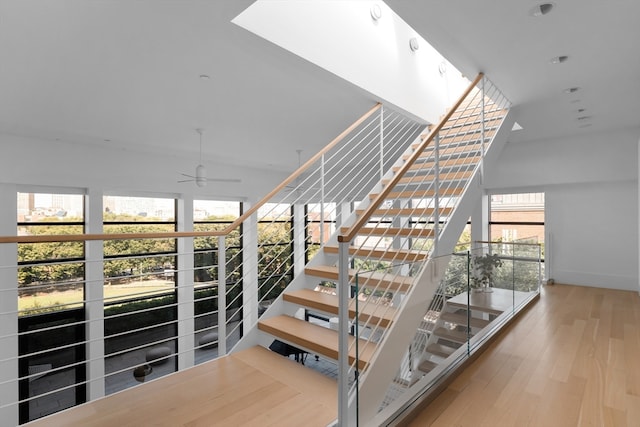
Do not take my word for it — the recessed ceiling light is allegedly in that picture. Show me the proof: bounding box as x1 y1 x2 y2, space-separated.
370 4 382 21
530 3 554 17
550 55 569 64
409 38 419 52
576 108 586 113
578 123 593 128
199 74 210 80
576 116 591 121
564 87 580 94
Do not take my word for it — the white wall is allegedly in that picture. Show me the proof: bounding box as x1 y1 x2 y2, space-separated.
0 133 286 202
486 127 639 291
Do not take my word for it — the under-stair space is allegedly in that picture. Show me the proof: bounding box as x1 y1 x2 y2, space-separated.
418 293 499 373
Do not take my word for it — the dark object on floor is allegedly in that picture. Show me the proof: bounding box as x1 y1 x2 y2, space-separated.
269 339 308 364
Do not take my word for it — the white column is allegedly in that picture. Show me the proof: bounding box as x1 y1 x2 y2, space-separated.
0 184 18 425
84 187 105 401
336 202 352 228
176 196 195 370
242 202 259 330
293 204 306 276
471 192 489 250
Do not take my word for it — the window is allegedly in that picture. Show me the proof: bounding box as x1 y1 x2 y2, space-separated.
16 191 86 423
489 192 545 291
102 196 178 395
304 203 336 263
192 200 242 365
489 192 544 253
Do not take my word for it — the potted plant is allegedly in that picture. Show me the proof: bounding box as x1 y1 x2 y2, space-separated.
470 253 503 293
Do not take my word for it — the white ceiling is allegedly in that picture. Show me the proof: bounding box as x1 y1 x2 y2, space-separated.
1 0 639 174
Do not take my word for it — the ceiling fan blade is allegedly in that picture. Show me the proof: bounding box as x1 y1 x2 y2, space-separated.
177 179 195 183
207 178 241 183
180 173 196 179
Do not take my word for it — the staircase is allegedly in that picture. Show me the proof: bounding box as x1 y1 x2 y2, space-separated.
233 74 513 425
418 296 496 373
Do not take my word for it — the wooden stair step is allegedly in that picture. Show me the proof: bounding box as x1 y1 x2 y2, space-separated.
448 299 503 315
258 315 375 370
433 327 468 344
394 155 481 173
426 343 457 358
385 170 473 186
323 245 428 262
418 359 438 373
339 226 434 239
440 311 491 329
445 108 506 122
356 207 453 218
441 116 504 132
370 187 464 200
304 265 413 293
283 288 396 328
409 133 493 154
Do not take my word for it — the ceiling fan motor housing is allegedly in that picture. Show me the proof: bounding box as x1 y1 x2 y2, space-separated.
196 164 207 187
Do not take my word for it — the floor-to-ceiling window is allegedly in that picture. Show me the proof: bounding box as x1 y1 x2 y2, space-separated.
102 195 178 394
16 191 86 423
192 200 242 364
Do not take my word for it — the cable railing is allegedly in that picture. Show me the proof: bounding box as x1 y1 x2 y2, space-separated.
0 73 515 425
0 102 426 423
332 74 514 424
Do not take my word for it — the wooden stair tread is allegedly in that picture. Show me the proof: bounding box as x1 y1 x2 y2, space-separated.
258 315 375 370
323 244 428 262
440 311 490 329
447 299 503 315
426 343 457 358
356 207 453 218
370 187 464 200
394 156 481 172
433 327 468 344
384 170 473 186
418 359 438 373
304 265 413 293
283 288 396 328
445 108 506 122
339 226 435 239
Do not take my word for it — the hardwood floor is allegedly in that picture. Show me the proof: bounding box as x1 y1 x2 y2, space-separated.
404 284 640 427
25 346 337 427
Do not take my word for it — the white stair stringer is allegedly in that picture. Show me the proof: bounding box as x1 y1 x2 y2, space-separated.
351 109 515 425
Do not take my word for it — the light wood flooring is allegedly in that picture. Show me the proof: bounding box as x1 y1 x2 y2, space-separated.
405 283 640 427
25 346 337 427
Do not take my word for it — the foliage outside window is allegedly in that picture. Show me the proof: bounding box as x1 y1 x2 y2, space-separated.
102 195 178 395
17 192 85 315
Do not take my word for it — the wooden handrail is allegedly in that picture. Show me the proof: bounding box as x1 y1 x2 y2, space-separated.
474 240 542 247
0 103 382 245
337 73 484 243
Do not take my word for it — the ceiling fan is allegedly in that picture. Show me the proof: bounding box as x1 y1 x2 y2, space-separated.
178 128 241 187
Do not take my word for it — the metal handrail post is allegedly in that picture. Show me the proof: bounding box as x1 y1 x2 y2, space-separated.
217 236 227 355
338 240 350 426
379 106 385 181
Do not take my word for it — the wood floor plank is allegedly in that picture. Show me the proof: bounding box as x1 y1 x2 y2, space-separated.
25 346 337 427
405 284 640 427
